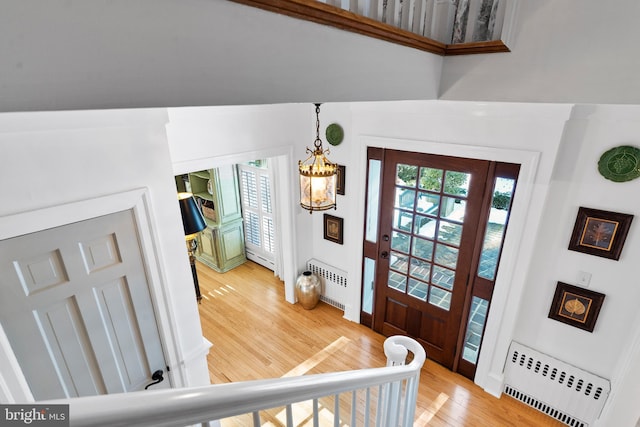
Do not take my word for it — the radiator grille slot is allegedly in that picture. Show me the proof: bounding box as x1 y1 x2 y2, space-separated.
306 258 348 312
504 342 610 427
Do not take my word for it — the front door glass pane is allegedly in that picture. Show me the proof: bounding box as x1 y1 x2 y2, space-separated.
412 237 434 261
429 287 451 310
396 188 416 210
435 244 459 269
462 297 489 364
388 271 407 292
443 171 470 197
362 257 375 315
408 278 428 301
410 257 431 281
418 167 443 192
413 214 436 239
432 265 455 291
417 192 440 215
365 159 382 243
391 231 410 253
437 220 462 246
478 177 516 280
394 209 413 233
440 197 466 222
397 164 418 187
389 251 409 275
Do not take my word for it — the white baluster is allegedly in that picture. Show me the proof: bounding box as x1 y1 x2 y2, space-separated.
286 404 293 427
313 398 319 427
351 390 357 426
411 0 426 35
400 0 411 30
432 0 456 43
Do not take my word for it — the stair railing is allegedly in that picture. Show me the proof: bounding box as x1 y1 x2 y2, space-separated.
228 0 517 55
47 335 425 427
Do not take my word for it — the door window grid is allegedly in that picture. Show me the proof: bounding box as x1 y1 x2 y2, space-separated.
388 164 471 310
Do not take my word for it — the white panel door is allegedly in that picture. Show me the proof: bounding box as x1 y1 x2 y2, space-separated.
0 210 169 400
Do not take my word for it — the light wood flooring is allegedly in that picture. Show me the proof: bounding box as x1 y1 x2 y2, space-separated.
196 261 563 426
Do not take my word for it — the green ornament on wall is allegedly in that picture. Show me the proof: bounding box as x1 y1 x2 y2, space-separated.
597 145 640 182
325 123 344 146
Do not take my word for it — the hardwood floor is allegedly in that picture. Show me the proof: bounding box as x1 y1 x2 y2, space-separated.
196 261 563 426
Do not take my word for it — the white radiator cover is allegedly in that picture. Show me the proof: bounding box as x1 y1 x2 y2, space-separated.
306 258 348 312
504 341 610 427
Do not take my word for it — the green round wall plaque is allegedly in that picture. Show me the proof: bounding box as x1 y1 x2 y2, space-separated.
598 145 640 182
325 123 344 146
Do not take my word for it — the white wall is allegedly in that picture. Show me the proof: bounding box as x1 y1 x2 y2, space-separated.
166 100 640 425
2 100 637 424
166 104 319 303
0 109 211 395
0 0 442 113
440 0 640 104
514 104 640 427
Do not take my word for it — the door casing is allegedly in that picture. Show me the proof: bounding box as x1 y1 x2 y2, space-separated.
353 136 541 395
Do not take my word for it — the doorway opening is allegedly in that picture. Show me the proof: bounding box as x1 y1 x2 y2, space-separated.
360 147 519 379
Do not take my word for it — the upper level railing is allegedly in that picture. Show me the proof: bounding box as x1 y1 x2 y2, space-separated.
228 0 517 55
48 336 426 427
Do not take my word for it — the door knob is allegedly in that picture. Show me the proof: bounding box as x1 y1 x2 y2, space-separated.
144 369 165 390
381 251 389 259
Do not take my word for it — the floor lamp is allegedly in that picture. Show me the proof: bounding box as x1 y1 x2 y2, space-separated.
178 193 207 303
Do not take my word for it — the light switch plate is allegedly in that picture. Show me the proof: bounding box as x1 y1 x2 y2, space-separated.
578 271 592 287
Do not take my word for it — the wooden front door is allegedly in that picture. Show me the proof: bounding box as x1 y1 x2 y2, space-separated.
373 149 490 369
0 210 169 400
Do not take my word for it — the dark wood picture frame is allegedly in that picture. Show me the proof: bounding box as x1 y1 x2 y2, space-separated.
568 207 633 260
323 214 344 244
548 282 605 332
336 165 346 196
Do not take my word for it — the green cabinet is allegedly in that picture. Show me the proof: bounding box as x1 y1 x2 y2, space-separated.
177 165 246 273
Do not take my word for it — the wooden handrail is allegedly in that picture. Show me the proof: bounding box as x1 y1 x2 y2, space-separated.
228 0 509 56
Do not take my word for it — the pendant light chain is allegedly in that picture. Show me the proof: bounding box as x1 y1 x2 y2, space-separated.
314 103 322 149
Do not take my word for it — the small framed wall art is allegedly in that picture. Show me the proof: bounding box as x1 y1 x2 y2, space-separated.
336 165 346 196
548 282 605 332
567 207 633 260
323 214 344 244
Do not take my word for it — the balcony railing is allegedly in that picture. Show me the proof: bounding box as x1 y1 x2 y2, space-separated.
47 336 426 427
228 0 517 55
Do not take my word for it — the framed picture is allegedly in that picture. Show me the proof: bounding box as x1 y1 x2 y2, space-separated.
323 214 344 244
548 282 605 332
568 207 633 260
336 165 346 196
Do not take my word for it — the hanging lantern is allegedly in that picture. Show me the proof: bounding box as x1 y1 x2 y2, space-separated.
298 103 337 213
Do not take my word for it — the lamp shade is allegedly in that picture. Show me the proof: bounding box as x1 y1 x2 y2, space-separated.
178 192 207 236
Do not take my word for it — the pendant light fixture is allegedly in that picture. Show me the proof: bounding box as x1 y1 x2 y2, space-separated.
298 103 338 213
